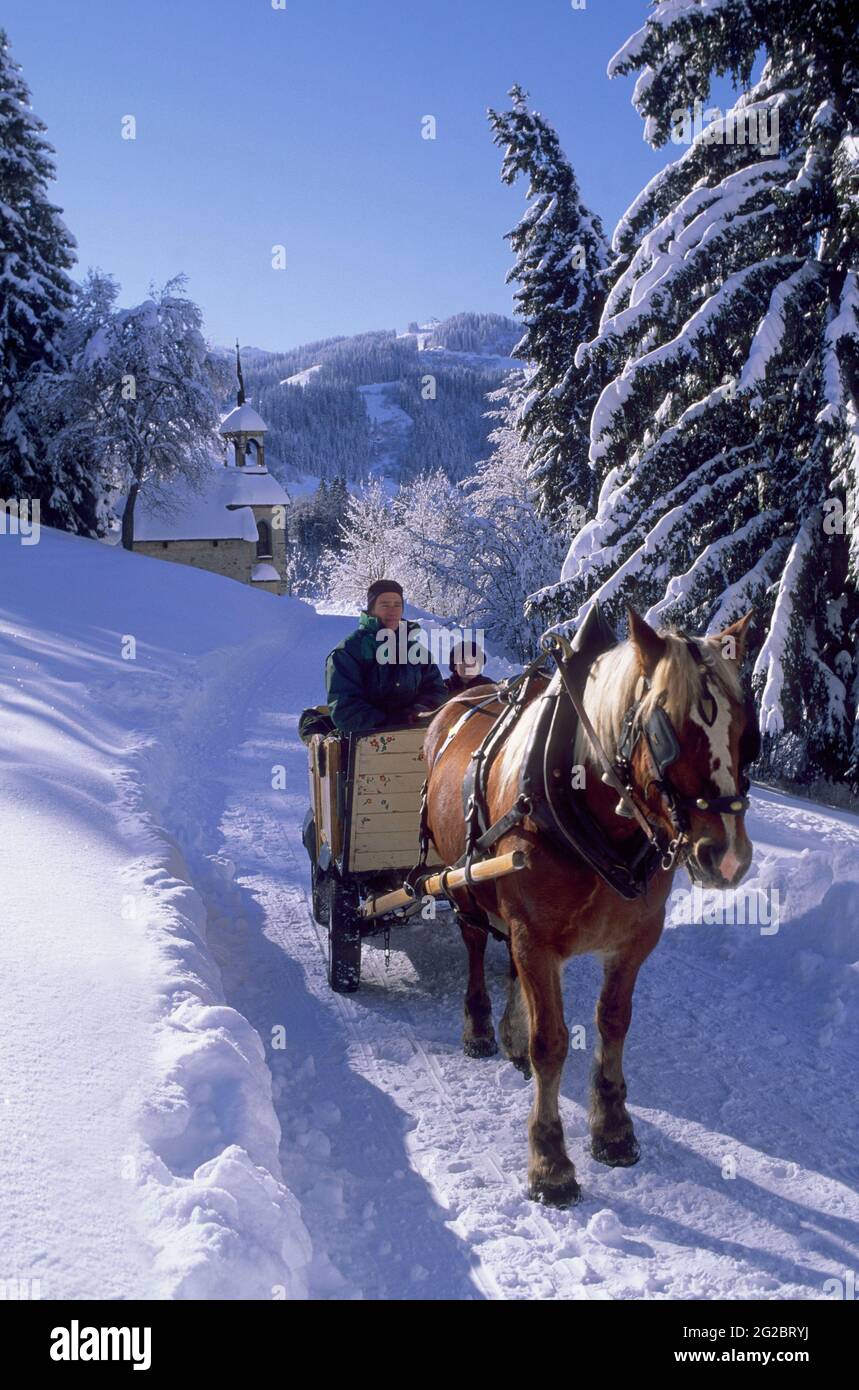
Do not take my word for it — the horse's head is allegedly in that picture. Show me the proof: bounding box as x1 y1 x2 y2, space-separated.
619 609 759 889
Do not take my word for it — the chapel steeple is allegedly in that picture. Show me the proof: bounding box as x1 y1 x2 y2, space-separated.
235 339 246 406
219 339 268 469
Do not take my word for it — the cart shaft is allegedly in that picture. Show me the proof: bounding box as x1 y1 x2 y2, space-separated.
358 849 526 920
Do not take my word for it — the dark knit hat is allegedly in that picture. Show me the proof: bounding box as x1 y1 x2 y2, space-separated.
366 578 404 611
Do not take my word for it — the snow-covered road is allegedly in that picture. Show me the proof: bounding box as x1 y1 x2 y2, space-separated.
2 529 857 1300
179 628 859 1301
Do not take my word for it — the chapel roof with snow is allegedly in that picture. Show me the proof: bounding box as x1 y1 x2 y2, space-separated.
219 402 268 435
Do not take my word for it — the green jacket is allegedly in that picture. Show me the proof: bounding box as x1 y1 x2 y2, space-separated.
325 613 448 733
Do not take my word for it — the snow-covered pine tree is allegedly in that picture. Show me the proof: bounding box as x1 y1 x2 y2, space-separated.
20 270 120 536
326 475 350 542
532 0 859 791
487 85 609 520
0 27 78 519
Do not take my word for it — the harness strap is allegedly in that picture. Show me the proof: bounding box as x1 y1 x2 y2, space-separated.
448 794 532 873
430 691 505 770
542 633 667 857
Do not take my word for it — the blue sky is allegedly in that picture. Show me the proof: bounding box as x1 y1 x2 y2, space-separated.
7 0 685 350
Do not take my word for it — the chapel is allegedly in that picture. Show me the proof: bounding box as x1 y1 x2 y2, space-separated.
132 346 290 594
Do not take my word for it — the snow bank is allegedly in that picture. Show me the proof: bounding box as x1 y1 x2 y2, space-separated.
0 528 314 1298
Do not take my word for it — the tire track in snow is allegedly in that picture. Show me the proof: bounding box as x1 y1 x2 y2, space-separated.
303 910 572 1299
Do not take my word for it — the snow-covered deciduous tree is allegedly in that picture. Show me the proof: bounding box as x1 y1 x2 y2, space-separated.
0 27 77 515
323 380 564 661
322 480 397 609
454 375 567 661
323 472 468 618
532 0 859 790
44 275 224 548
488 85 609 521
389 470 469 620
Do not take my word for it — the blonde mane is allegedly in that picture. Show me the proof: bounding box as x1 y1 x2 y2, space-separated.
573 629 743 769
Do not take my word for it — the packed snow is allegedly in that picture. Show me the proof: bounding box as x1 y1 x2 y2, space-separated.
1 528 858 1300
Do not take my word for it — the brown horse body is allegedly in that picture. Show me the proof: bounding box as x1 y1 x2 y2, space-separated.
423 610 756 1206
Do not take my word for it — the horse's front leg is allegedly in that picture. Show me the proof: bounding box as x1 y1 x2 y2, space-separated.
458 917 498 1058
515 937 580 1206
589 934 658 1166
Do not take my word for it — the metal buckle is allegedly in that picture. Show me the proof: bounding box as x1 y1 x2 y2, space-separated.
661 836 685 871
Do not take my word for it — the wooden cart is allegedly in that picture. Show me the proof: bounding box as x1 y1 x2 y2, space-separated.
303 725 443 992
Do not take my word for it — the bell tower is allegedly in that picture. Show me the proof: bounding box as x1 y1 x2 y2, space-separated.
219 342 268 469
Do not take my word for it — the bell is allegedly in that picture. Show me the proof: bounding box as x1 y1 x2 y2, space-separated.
614 798 635 819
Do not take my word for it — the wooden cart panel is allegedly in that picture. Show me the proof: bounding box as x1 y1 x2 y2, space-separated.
347 726 442 874
308 733 344 864
309 726 443 877
355 770 426 794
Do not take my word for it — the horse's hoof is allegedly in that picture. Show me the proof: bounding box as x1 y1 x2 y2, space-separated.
528 1173 582 1208
510 1056 532 1079
590 1133 641 1167
463 1035 498 1058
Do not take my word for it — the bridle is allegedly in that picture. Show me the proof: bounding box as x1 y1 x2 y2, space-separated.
613 639 753 872
544 632 755 876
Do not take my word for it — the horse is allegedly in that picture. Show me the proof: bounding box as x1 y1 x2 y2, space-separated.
423 608 758 1206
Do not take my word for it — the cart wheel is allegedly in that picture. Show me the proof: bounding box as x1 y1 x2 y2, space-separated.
311 863 330 926
328 879 362 994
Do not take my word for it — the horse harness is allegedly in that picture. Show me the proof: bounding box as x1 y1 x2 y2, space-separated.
417 606 757 915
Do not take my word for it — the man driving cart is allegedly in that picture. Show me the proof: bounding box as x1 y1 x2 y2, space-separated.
325 579 447 733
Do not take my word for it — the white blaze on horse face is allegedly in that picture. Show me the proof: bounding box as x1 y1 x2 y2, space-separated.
689 684 743 880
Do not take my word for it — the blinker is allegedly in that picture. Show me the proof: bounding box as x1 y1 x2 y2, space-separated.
644 705 681 779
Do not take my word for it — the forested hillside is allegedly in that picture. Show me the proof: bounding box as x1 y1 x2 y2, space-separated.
220 312 521 486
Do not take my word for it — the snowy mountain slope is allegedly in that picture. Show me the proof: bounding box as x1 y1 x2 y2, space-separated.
358 382 414 479
1 529 857 1300
397 317 522 371
280 364 323 389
